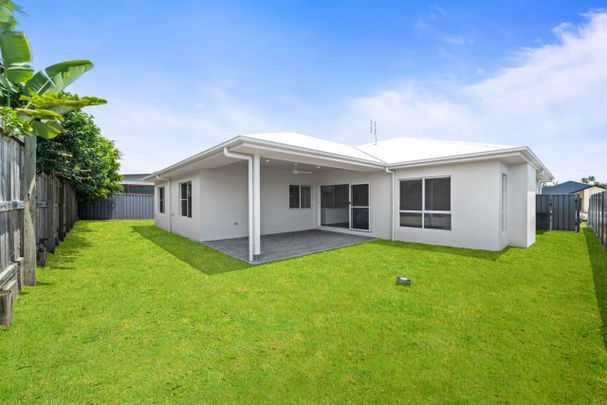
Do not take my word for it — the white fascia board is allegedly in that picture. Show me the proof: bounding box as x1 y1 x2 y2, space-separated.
145 136 386 180
143 136 245 180
387 146 554 181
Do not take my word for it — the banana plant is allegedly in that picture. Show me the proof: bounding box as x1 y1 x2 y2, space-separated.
0 0 106 138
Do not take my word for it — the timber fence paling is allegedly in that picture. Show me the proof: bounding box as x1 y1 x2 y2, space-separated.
589 191 607 251
0 133 78 325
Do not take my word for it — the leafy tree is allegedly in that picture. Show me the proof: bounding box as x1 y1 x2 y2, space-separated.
581 176 607 188
0 0 105 138
37 110 122 203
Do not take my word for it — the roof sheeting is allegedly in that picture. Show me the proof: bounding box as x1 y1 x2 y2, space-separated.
542 181 594 194
242 132 383 162
356 137 516 165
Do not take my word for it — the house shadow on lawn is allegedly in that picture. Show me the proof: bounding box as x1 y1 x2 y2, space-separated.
131 225 250 276
583 227 607 351
372 239 510 261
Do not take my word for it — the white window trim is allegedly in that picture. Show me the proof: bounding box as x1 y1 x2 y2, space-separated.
289 184 312 209
179 181 192 218
399 176 451 231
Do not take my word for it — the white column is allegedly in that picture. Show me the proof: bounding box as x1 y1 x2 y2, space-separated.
253 154 261 257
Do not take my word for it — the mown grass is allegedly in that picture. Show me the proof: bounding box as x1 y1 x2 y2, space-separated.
1 220 606 403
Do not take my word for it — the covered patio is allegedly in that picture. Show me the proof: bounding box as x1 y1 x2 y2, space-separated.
203 229 374 264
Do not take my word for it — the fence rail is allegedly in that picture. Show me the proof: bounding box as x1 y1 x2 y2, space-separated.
588 191 607 251
1 134 76 325
79 193 153 220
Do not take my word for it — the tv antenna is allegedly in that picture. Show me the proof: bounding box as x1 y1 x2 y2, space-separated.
370 120 377 144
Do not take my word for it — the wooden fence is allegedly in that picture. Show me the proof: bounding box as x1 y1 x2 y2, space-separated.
0 134 77 325
588 191 607 251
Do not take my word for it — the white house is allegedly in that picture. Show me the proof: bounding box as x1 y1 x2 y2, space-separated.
144 132 554 262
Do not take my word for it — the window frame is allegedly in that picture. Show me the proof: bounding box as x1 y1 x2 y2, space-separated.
179 181 192 218
399 176 451 230
289 184 312 209
158 186 165 214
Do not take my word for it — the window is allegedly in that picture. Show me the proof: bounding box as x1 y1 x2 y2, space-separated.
300 186 311 209
501 173 508 232
289 185 300 208
180 181 192 218
158 186 165 213
289 185 311 209
400 177 451 230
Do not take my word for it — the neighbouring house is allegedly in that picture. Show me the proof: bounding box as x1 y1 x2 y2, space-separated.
541 180 605 219
144 132 553 262
121 173 154 194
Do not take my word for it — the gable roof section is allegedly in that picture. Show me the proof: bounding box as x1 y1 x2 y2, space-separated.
542 180 597 194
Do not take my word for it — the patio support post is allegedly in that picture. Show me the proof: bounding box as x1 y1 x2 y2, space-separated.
253 154 261 258
386 167 395 240
223 147 255 262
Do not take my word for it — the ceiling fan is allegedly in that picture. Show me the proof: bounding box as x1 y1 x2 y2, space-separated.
292 163 313 175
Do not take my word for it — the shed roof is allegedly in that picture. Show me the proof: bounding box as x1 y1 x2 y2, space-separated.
542 180 601 194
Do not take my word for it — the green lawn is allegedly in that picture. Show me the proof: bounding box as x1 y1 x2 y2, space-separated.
1 220 606 403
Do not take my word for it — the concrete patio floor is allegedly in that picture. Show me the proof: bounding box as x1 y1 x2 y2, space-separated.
203 229 375 264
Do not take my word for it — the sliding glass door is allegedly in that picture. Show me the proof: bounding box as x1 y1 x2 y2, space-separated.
320 184 349 228
350 183 369 230
320 183 370 231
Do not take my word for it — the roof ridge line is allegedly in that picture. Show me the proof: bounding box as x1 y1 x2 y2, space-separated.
353 146 388 165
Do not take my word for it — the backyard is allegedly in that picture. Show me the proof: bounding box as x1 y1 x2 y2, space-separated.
1 220 606 403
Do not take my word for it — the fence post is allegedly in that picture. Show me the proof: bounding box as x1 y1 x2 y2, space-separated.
46 175 55 253
58 181 65 241
23 135 37 286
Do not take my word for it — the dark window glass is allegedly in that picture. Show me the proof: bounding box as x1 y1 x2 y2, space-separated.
425 178 450 211
301 186 311 209
289 185 300 208
400 180 422 211
400 212 423 228
180 182 192 217
158 187 165 213
351 207 369 230
351 184 369 206
424 213 451 230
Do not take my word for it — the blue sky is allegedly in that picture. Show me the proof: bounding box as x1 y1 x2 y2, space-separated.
19 0 607 181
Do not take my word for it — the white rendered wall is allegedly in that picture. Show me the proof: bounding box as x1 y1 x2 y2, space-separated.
260 168 318 235
152 171 201 242
394 161 502 251
197 163 319 241
507 163 536 248
199 164 249 241
154 180 170 231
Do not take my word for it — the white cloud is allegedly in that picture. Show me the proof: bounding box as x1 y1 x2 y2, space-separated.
91 88 278 173
337 11 607 182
